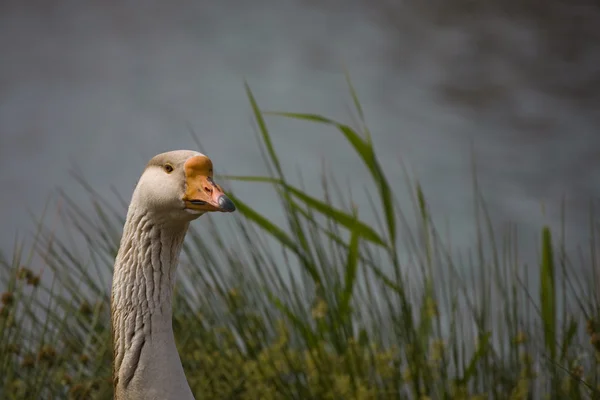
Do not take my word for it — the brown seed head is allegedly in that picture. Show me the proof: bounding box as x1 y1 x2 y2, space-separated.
1 292 14 306
590 332 600 352
21 353 35 369
61 373 72 386
79 301 92 316
7 343 20 355
69 384 88 398
26 275 40 287
587 319 595 335
38 345 57 364
17 267 33 281
572 365 584 379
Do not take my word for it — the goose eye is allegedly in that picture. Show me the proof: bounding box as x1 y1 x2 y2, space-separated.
164 164 174 173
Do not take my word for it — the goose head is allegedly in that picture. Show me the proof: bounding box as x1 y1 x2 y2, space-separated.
130 150 236 223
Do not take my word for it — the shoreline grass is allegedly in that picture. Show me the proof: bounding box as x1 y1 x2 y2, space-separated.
1 82 599 399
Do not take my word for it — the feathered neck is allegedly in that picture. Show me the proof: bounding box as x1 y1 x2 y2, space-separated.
111 206 195 400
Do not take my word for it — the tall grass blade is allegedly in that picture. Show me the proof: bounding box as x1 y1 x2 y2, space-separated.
337 225 361 323
264 111 396 247
540 226 557 362
222 175 386 246
244 81 283 177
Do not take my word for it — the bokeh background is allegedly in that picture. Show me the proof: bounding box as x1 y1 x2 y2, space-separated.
1 0 599 264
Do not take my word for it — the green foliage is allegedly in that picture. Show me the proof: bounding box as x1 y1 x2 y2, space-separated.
1 81 600 399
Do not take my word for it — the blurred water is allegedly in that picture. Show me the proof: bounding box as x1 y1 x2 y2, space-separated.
1 0 599 271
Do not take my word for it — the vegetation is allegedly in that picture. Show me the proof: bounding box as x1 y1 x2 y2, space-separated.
1 81 599 399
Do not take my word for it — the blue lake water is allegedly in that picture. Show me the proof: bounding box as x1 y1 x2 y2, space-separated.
1 0 599 278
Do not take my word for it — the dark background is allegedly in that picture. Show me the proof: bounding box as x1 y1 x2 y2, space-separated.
1 0 599 265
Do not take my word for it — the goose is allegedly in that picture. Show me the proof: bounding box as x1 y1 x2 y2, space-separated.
110 150 236 400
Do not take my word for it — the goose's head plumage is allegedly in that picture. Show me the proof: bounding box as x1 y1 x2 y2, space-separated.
130 150 235 223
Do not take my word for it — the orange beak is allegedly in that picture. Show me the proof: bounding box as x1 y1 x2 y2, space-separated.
182 155 236 213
